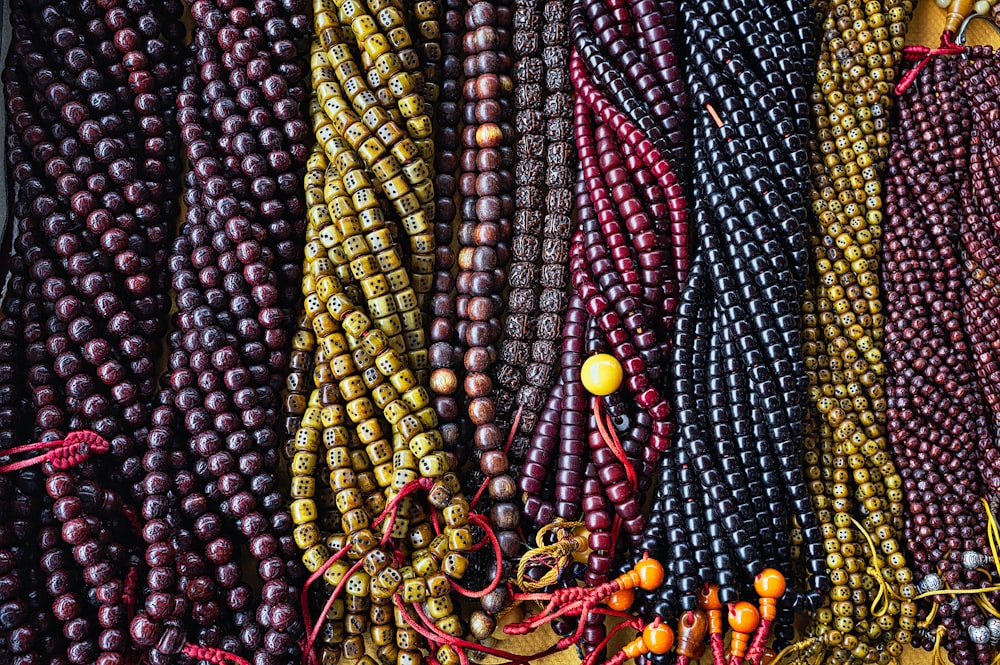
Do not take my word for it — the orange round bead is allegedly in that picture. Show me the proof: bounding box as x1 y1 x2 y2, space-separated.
753 568 786 599
634 558 664 590
727 601 760 634
606 588 635 611
642 621 675 655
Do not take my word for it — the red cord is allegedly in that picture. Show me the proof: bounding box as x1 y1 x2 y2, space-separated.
449 513 503 598
593 398 637 493
471 404 523 511
581 617 643 665
0 431 109 473
301 557 366 665
745 618 772 665
298 542 352 646
711 633 726 665
181 644 251 665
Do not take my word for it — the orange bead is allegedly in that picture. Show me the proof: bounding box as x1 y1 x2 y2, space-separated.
621 637 648 659
753 569 786 599
697 584 722 611
727 601 760 634
634 558 664 590
760 648 778 665
642 620 674 655
675 611 709 659
606 588 635 611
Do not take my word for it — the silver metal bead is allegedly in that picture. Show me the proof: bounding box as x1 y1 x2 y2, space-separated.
962 550 991 570
917 573 942 593
988 618 1000 645
970 625 991 645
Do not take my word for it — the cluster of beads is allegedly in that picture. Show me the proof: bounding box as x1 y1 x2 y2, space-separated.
639 0 824 647
285 0 496 663
801 0 918 661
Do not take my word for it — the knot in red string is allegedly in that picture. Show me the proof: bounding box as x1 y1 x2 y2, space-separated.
895 34 966 95
181 643 251 665
0 430 110 474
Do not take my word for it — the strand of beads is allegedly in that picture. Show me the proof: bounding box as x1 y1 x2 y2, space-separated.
884 49 998 665
427 0 465 461
961 47 1000 495
0 0 186 661
453 0 523 594
638 1 823 651
491 0 573 462
133 0 312 661
801 0 918 661
289 0 483 659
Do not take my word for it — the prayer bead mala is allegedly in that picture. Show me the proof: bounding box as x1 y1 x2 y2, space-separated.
509 0 687 650
451 0 523 583
639 0 823 650
883 49 998 665
0 0 185 661
131 0 312 662
960 44 1000 494
491 0 573 455
288 0 489 662
427 0 465 460
800 0 917 661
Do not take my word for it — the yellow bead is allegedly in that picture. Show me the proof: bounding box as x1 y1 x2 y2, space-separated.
580 353 624 396
291 499 318 524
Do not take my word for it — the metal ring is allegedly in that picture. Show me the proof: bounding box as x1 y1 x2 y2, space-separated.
957 12 1000 45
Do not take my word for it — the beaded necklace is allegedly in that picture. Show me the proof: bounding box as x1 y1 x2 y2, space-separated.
288 1 490 662
132 0 312 662
799 0 918 661
637 0 823 656
0 0 185 662
884 48 998 665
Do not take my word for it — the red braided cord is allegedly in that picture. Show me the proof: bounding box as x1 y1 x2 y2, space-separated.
711 633 726 665
0 430 109 473
298 542 352 649
181 643 251 665
745 618 772 665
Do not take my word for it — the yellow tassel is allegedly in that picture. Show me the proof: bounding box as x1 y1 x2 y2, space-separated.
930 626 947 665
514 521 587 592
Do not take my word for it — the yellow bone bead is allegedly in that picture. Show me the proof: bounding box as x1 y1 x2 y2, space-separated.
329 466 356 490
366 228 393 252
426 572 450 597
393 449 417 469
408 433 437 458
301 544 330 572
390 369 417 393
443 500 468 528
377 567 402 593
341 508 370 533
321 404 345 427
344 311 371 337
398 651 421 665
448 527 472 552
374 462 394 487
441 552 468 578
290 476 316 498
335 488 362 513
396 629 419 651
406 116 432 139
393 468 418 489
418 452 447 477
323 425 349 450
428 534 448 560
366 439 392 465
361 274 390 299
290 451 317 476
373 49 399 75
384 266 410 290
358 207 384 231
402 387 429 411
387 26 411 49
345 571 370 597
293 523 320 550
435 616 462 638
370 154 401 180
356 418 384 444
412 553 438 577
291 499 318 525
397 94 423 119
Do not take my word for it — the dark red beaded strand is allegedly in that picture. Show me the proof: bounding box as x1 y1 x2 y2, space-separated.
960 46 1000 496
427 0 465 461
129 1 311 662
885 50 997 665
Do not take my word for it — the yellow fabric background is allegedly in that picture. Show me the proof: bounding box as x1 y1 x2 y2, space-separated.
473 2 1000 664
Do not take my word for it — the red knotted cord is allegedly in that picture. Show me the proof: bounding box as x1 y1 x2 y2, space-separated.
0 430 109 473
181 644 251 665
298 542 353 649
894 31 965 95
